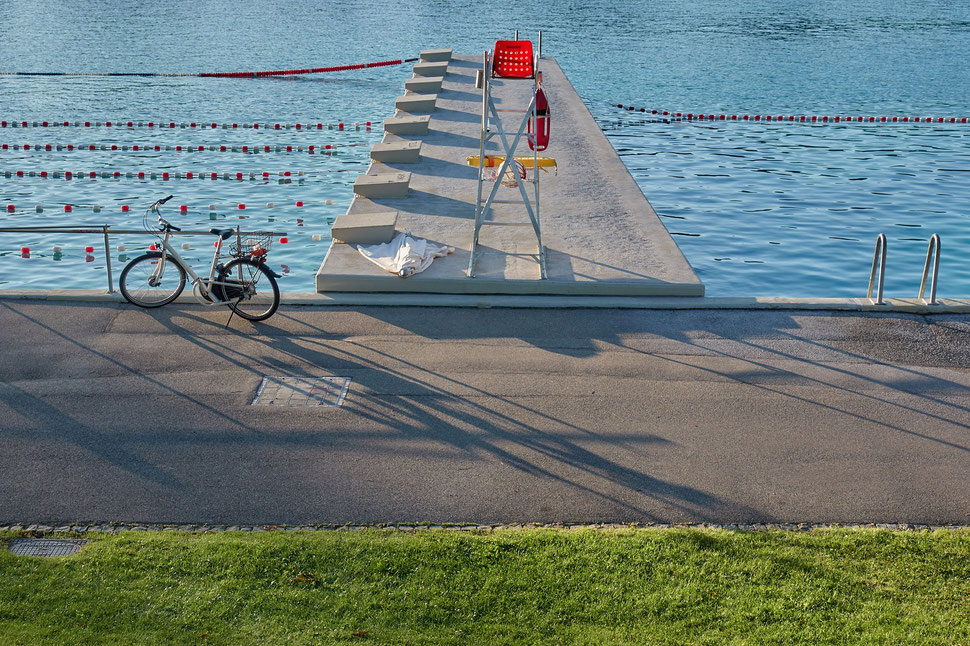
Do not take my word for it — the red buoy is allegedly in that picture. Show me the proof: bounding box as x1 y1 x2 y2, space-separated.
163 172 169 179
279 237 288 244
186 172 193 179
138 171 145 178
122 205 129 212
238 203 245 209
220 145 226 152
242 145 248 152
64 205 72 212
180 204 188 212
5 204 13 212
21 247 29 256
85 246 94 253
198 145 204 151
296 201 303 207
262 172 269 178
211 172 218 179
236 172 243 180
286 145 292 152
89 171 96 178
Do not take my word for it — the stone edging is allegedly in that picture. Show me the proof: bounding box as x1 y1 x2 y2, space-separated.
2 522 969 534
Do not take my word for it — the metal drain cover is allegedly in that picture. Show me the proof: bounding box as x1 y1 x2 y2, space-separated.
252 376 351 407
8 538 87 557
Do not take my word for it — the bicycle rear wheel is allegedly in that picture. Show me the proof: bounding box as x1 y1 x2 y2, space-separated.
215 257 280 321
119 252 186 307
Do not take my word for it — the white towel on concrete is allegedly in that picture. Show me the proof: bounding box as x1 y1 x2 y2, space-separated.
357 231 454 278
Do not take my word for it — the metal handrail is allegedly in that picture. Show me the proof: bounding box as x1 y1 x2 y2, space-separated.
0 225 286 294
867 233 887 305
918 233 941 305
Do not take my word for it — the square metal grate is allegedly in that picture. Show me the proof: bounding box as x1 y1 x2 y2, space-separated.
251 376 351 407
8 538 87 557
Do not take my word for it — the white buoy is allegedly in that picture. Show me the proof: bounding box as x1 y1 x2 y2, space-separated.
117 245 126 251
311 234 322 241
266 202 274 208
35 205 43 212
52 246 62 253
325 199 333 205
181 242 191 250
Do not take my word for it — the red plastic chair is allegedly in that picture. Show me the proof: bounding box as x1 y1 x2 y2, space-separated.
492 40 534 79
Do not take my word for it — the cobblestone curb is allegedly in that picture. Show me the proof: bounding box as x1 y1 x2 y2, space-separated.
2 522 969 534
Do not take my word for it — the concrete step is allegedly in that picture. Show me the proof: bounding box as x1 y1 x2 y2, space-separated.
395 93 438 113
413 61 448 77
353 172 411 199
330 211 398 245
384 114 431 135
405 76 444 93
371 140 422 164
420 48 452 62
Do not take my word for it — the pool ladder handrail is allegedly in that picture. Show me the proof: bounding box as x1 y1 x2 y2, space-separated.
918 233 941 305
867 233 887 305
867 232 942 305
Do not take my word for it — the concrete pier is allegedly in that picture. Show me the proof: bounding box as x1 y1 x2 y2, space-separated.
316 54 704 297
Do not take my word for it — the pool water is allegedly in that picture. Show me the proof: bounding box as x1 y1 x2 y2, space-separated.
1 0 968 297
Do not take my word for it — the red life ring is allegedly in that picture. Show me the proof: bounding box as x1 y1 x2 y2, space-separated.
529 86 550 151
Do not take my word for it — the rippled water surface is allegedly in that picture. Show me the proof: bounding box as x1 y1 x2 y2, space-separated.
1 0 968 296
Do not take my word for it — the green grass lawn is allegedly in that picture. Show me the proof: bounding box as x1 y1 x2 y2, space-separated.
2 528 969 644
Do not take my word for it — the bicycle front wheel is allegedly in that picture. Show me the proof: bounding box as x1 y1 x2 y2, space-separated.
216 257 280 321
119 252 187 308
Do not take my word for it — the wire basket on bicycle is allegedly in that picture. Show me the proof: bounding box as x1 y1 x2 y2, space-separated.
230 233 274 260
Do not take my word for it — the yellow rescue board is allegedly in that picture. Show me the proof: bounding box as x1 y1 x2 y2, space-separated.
466 155 558 169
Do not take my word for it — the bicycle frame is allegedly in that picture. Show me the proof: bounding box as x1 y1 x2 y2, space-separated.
149 227 251 306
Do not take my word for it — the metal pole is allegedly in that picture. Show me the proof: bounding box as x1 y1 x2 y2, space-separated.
918 233 941 305
867 234 886 305
103 225 114 294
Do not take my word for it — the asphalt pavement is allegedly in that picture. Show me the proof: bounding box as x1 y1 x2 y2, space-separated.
2 299 969 526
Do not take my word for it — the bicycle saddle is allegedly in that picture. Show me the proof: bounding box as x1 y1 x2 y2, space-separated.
209 228 235 240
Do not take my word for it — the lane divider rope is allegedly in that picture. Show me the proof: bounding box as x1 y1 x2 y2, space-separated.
4 199 337 214
614 104 970 124
0 169 366 180
0 143 372 153
0 58 419 78
0 120 374 130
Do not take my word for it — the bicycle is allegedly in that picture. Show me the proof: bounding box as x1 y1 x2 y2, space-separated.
119 195 282 321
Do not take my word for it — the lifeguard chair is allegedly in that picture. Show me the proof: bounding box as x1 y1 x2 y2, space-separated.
468 31 551 279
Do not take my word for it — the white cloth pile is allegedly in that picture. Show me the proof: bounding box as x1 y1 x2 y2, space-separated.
357 232 454 278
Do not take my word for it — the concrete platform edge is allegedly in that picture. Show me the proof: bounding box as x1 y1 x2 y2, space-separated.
2 289 968 312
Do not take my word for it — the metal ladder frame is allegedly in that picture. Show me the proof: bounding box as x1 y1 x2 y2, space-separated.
468 34 546 279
